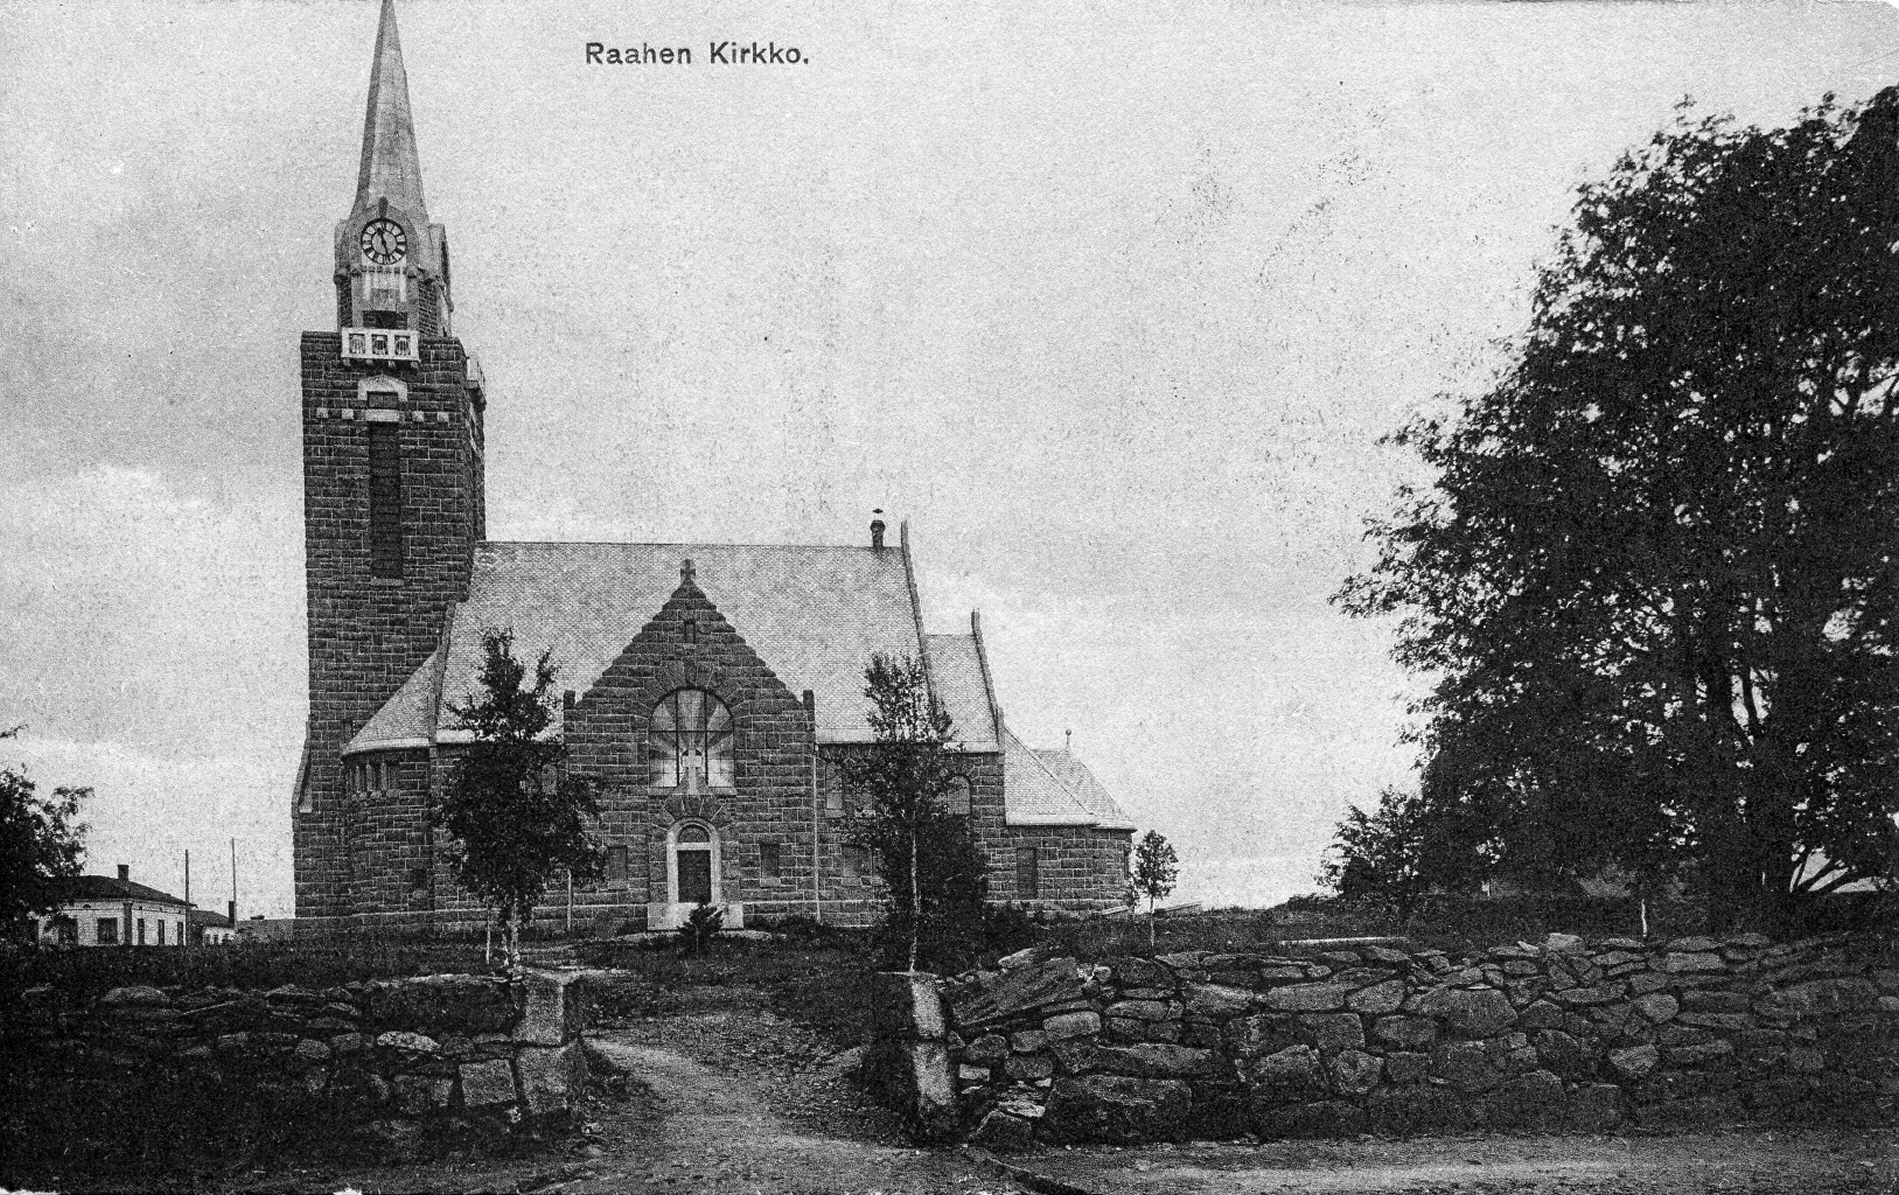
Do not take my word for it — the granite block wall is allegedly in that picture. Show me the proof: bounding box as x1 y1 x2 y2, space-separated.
3 970 590 1174
869 931 1899 1147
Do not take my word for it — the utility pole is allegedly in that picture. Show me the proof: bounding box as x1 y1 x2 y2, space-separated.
231 837 238 924
184 849 191 949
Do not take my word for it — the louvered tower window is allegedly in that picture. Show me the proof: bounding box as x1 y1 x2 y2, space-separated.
367 419 403 578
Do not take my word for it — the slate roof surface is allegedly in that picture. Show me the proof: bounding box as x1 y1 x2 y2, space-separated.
347 645 442 753
188 909 234 928
1002 726 1099 825
1034 748 1137 830
58 876 189 907
365 541 925 747
924 633 999 749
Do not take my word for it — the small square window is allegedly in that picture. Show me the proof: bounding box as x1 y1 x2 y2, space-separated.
97 918 118 945
408 867 429 893
759 842 782 879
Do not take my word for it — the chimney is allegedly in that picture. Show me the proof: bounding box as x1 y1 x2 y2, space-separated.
117 864 129 882
228 899 237 928
870 509 886 551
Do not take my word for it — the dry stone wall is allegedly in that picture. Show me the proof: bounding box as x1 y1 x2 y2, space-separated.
870 932 1899 1147
3 969 591 1174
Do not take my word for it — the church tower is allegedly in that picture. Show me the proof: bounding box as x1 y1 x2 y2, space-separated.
293 0 486 924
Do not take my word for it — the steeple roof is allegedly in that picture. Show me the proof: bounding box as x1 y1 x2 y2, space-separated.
353 0 428 225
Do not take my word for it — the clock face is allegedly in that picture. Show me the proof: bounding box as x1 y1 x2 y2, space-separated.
360 219 407 266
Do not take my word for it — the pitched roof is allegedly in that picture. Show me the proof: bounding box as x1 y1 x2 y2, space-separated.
58 875 189 908
924 633 999 749
1002 725 1099 825
352 540 926 751
188 908 234 928
1034 748 1137 830
346 641 443 753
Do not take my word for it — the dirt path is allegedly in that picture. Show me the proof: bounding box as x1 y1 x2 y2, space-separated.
308 995 1034 1194
557 1034 1023 1194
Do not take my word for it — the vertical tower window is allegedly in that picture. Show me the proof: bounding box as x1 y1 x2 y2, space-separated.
367 421 403 578
759 841 782 879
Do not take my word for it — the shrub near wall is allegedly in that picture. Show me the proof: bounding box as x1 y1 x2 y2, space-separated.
873 932 1899 1148
1 970 590 1183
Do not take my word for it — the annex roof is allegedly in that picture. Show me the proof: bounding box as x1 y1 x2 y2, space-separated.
1002 725 1104 826
1034 748 1137 830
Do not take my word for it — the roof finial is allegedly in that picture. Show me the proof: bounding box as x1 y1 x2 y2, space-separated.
680 558 695 585
1065 728 1072 753
354 0 429 224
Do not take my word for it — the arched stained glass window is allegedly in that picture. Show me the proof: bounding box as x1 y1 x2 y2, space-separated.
945 776 972 816
649 689 735 787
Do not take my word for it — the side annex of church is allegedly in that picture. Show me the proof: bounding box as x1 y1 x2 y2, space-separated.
291 0 1135 933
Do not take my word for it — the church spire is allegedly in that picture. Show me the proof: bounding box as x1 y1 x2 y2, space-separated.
353 0 428 226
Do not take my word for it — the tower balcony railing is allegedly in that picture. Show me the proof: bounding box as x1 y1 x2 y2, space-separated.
341 327 419 363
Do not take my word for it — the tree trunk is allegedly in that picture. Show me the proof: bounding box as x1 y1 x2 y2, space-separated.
1148 894 1157 951
908 823 921 973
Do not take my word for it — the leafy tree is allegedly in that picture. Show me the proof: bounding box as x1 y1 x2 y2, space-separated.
842 653 988 973
1338 90 1899 933
0 726 90 941
1317 787 1437 925
438 628 605 970
1130 830 1179 948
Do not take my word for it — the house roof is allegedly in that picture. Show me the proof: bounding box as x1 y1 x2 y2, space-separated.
351 539 927 752
57 875 189 908
188 908 234 928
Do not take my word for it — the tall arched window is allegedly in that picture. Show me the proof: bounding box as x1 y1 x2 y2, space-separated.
649 689 735 787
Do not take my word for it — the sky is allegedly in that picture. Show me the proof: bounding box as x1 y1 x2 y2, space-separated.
4 0 1898 917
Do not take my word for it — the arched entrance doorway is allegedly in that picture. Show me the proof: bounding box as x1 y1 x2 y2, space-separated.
673 822 714 906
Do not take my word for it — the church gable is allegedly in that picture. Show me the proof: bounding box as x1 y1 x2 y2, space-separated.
567 559 808 786
565 562 817 920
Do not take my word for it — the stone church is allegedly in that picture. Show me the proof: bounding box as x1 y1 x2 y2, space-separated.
291 0 1135 934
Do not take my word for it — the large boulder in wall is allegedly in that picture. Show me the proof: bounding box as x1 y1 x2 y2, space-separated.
1040 1074 1193 1144
864 1039 960 1142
